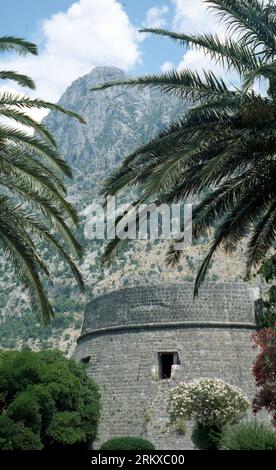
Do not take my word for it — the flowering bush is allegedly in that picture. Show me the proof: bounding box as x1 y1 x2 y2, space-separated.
169 378 250 428
252 328 276 426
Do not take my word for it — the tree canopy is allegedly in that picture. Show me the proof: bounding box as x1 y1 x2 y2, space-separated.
0 350 100 449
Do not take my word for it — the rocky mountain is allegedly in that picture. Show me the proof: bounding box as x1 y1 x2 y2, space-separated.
44 66 187 206
0 66 253 354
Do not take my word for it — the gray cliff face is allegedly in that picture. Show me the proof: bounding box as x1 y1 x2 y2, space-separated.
44 66 186 205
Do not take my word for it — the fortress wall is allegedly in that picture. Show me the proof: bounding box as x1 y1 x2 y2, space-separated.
75 283 260 449
81 283 259 334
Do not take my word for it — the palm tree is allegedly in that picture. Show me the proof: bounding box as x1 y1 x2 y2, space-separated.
92 0 276 295
0 36 85 323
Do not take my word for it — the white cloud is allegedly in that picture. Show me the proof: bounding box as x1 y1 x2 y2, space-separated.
161 61 174 73
144 5 169 29
172 0 222 35
171 0 240 87
0 0 141 120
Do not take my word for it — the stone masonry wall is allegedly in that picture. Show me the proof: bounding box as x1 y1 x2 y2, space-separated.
75 283 261 449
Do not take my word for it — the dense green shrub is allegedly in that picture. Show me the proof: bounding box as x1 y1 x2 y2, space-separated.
191 424 221 450
0 350 100 449
100 436 155 450
220 422 276 450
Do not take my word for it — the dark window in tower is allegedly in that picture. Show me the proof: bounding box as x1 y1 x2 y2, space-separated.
81 356 91 364
158 352 179 379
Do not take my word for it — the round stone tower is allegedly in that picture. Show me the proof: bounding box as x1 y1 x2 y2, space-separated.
75 283 261 449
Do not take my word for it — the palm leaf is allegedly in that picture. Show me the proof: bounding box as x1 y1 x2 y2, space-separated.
0 91 85 123
0 35 85 323
0 70 35 89
0 36 37 55
140 28 259 73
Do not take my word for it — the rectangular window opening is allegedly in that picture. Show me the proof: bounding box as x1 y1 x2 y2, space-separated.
81 356 91 364
158 352 179 380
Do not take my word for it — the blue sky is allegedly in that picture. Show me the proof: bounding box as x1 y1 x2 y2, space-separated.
0 0 224 114
0 0 183 74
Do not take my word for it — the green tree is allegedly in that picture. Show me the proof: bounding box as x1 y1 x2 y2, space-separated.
0 37 85 323
0 350 100 449
258 254 276 327
93 0 276 295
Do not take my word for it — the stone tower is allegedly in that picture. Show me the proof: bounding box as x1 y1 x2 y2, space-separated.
74 283 261 449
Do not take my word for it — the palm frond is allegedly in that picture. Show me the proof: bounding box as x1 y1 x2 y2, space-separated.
0 201 53 324
0 36 37 55
140 28 259 73
0 70 35 89
0 91 85 123
242 60 276 94
0 35 85 323
0 107 56 145
0 145 66 191
246 203 276 274
205 0 276 55
0 125 72 176
91 69 236 105
194 249 216 297
18 214 85 292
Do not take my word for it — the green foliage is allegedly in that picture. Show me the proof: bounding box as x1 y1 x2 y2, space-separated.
7 392 42 431
219 421 276 450
258 254 276 327
259 254 276 283
100 436 155 450
0 350 100 450
0 416 43 450
93 0 276 297
0 36 84 323
191 423 221 450
259 302 276 328
46 412 86 446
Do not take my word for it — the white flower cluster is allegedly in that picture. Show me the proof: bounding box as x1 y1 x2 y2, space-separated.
169 378 250 427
